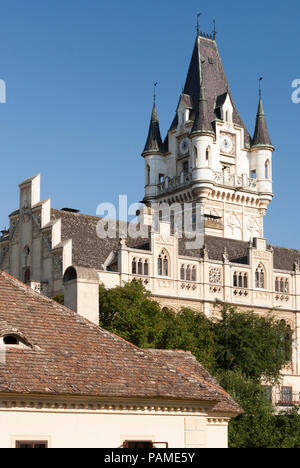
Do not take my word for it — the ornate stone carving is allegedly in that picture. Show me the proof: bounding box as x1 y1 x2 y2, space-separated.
209 267 222 285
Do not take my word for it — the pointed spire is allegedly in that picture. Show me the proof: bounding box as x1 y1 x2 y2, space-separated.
190 36 214 137
251 97 274 149
142 101 164 156
191 84 214 136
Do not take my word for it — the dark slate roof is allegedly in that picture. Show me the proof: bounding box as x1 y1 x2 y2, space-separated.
0 270 242 413
180 235 300 272
51 209 150 270
142 103 164 155
179 235 249 265
168 35 251 147
251 98 274 149
191 86 215 136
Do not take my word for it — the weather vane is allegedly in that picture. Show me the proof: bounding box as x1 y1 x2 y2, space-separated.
259 77 263 98
213 19 217 40
196 13 201 35
153 82 158 104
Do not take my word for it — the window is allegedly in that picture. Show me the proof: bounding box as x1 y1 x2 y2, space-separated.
138 259 143 275
16 441 48 449
275 277 289 294
251 170 256 180
24 267 31 284
123 441 168 448
144 260 149 276
180 265 185 281
233 272 238 287
233 272 248 289
192 266 197 282
281 387 293 404
3 335 19 345
255 264 265 289
132 258 137 275
265 160 270 179
186 265 191 281
159 174 164 184
183 161 189 174
158 251 169 277
146 165 150 185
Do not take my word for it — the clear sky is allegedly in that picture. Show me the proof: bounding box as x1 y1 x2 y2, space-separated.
0 0 299 248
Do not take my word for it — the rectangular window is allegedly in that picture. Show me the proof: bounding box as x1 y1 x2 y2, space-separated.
123 441 153 449
183 161 189 174
16 441 48 449
281 386 293 403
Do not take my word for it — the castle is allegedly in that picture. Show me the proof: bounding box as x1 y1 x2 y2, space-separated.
1 32 299 408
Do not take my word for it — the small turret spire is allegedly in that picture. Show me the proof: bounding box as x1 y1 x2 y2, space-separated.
251 91 274 149
190 36 214 137
142 87 164 155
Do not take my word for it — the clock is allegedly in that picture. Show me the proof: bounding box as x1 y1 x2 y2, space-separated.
180 138 189 155
220 134 234 154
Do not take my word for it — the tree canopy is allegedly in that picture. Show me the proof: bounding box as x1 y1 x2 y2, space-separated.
98 280 297 448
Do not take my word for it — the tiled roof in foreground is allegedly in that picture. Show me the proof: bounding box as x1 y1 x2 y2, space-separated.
0 271 241 414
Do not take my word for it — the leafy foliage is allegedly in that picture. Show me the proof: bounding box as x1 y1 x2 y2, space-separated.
98 280 298 448
52 293 64 305
213 304 292 383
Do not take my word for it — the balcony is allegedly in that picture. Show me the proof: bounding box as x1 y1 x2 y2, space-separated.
204 214 223 230
214 171 257 191
157 172 192 194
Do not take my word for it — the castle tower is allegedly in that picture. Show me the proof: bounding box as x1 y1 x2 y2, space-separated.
141 32 275 242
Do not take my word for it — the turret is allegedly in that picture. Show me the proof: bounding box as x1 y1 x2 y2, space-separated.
142 101 166 200
189 36 215 202
250 97 275 213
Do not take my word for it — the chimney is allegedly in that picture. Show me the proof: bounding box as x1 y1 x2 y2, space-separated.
63 266 99 325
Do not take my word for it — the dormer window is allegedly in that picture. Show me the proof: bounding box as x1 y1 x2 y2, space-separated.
1 334 31 349
3 335 19 345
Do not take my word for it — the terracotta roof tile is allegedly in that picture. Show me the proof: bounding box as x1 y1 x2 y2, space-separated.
0 271 241 414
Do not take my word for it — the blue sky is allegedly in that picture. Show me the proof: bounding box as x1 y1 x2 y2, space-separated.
0 0 299 248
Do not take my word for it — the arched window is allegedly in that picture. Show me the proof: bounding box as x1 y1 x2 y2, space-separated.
186 265 191 281
238 273 243 288
192 266 197 282
265 160 271 180
194 146 198 167
132 258 137 275
146 165 150 185
158 251 169 277
24 267 31 284
275 278 279 292
163 256 168 277
138 259 143 275
180 265 185 281
206 146 212 166
233 272 238 287
255 264 265 289
285 279 289 294
144 260 149 276
244 273 248 289
280 279 284 293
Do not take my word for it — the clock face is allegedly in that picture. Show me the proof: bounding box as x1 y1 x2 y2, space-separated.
220 134 233 154
180 138 189 154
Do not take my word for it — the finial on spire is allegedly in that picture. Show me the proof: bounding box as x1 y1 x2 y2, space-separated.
153 82 158 104
213 19 217 40
259 77 263 98
196 13 201 35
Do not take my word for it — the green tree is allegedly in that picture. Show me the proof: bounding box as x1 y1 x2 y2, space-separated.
213 304 292 383
99 281 215 369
